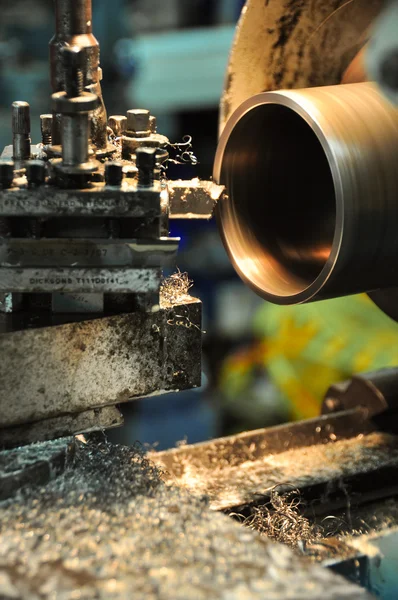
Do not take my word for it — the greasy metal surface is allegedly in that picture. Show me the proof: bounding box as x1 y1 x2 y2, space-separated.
0 267 161 293
0 183 161 217
49 0 107 149
0 407 123 448
0 238 178 268
151 416 398 512
153 409 374 475
0 439 373 599
0 296 201 428
0 179 220 219
221 0 383 130
169 180 223 219
300 497 398 567
323 369 398 417
0 438 71 501
214 82 398 303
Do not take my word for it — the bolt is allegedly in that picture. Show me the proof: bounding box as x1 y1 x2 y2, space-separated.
26 160 46 186
62 46 84 98
12 101 31 160
126 109 150 134
108 115 127 137
380 49 398 92
40 114 53 145
105 161 124 186
0 162 15 189
52 48 97 178
136 147 157 187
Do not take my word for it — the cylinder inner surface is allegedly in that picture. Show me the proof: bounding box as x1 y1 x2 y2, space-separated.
220 103 336 299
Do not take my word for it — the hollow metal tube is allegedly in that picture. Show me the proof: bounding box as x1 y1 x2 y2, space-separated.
214 82 398 305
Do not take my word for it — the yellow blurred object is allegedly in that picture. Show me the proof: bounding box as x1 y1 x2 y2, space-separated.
220 294 398 425
254 294 398 420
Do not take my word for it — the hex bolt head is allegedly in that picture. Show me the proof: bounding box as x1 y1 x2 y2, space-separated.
126 109 150 134
0 161 15 188
108 115 127 137
26 160 46 186
40 114 53 145
136 147 157 187
105 161 124 186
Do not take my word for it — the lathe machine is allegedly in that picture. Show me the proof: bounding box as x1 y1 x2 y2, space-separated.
1 0 398 599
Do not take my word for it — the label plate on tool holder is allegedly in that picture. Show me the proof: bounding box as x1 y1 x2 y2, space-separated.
0 268 161 293
0 185 161 217
0 238 179 268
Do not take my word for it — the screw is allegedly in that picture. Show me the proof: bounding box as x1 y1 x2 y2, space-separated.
40 114 53 145
136 147 157 187
108 115 127 137
0 161 15 189
126 109 150 134
105 161 124 186
12 101 31 160
62 46 84 97
26 160 46 186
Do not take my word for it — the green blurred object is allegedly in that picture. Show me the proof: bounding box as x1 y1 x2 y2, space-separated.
253 294 398 420
219 294 398 429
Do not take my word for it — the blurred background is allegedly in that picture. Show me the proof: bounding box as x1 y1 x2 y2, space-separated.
3 0 398 449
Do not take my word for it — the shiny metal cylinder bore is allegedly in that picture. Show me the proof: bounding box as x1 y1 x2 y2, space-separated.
214 82 398 305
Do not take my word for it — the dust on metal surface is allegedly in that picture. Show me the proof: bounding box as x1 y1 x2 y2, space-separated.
0 438 373 599
151 415 398 511
0 297 202 428
0 437 71 500
0 406 123 448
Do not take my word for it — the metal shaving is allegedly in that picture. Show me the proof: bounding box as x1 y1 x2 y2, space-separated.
153 432 398 512
160 269 193 307
166 135 198 167
0 438 373 600
236 488 322 550
106 127 198 170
